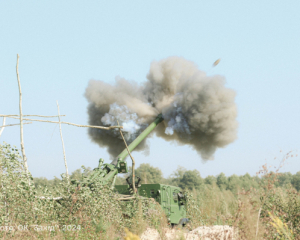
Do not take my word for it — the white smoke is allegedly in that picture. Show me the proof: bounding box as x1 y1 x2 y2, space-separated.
101 103 145 141
164 101 191 136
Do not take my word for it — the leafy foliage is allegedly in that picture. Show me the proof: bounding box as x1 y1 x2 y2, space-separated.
291 172 300 191
2 143 300 239
178 170 203 190
135 163 163 184
34 163 300 195
0 143 167 239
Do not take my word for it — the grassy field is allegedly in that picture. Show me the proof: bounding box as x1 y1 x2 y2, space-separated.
1 142 300 239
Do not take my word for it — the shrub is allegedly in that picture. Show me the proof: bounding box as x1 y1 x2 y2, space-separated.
0 143 167 239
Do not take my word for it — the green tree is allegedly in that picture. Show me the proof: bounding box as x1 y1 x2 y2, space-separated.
34 166 93 189
216 173 228 190
34 177 51 188
33 176 61 189
70 166 92 180
169 166 187 187
204 175 217 185
277 172 293 188
239 173 252 190
70 169 82 180
291 172 300 191
227 174 240 193
178 170 203 190
135 163 163 184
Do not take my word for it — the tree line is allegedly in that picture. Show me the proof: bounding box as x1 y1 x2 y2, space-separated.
34 163 300 193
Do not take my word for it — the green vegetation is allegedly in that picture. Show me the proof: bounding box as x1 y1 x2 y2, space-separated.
35 165 299 195
2 142 300 239
0 143 167 239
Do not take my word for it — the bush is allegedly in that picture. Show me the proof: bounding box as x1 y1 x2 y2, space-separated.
2 142 300 239
0 143 167 239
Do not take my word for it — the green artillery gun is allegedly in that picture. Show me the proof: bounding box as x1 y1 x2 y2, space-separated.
74 114 188 226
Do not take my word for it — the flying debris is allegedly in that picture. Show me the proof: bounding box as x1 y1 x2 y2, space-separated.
213 58 221 67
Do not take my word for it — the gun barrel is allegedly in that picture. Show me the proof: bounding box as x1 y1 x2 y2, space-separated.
111 114 163 165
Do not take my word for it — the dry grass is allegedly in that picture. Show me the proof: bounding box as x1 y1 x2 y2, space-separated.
1 143 300 239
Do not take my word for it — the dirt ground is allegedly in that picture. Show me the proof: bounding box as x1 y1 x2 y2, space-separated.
141 225 236 240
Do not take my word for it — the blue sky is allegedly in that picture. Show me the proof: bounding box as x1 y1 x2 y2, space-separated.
0 1 299 179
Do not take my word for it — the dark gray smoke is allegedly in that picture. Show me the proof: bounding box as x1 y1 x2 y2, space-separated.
85 57 238 160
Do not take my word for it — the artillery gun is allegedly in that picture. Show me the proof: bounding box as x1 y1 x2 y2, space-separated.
74 114 188 226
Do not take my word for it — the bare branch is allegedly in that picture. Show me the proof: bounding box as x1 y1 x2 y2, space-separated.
57 101 69 180
0 122 32 128
6 116 122 130
0 114 66 118
117 120 136 194
0 117 6 137
16 54 29 176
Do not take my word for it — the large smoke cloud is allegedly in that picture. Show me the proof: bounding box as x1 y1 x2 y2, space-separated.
85 57 238 160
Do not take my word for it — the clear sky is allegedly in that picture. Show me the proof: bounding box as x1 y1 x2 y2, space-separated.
0 1 299 179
